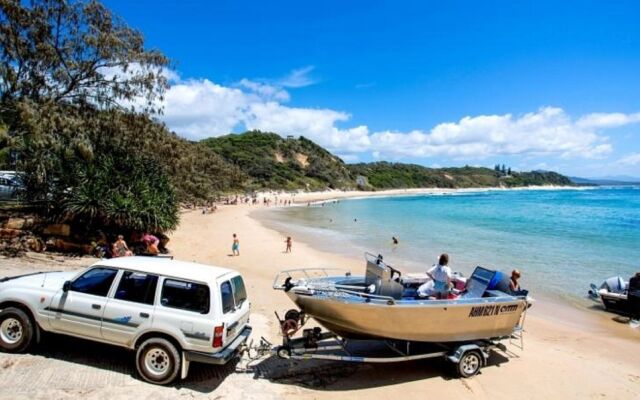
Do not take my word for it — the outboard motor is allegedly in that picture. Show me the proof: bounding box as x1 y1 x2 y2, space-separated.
602 276 628 294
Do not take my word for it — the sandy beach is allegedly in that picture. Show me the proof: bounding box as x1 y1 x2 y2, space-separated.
253 185 582 206
1 199 639 399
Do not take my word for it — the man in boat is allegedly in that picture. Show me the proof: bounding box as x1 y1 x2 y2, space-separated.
427 253 453 299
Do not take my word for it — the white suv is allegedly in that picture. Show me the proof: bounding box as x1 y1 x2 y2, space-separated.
0 256 251 385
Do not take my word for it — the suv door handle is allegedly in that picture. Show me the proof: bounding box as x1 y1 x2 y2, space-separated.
91 304 101 310
140 312 149 318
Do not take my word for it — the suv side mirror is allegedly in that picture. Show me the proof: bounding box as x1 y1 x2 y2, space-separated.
63 281 71 292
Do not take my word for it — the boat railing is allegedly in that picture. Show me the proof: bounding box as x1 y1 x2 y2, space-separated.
337 288 398 303
272 267 351 290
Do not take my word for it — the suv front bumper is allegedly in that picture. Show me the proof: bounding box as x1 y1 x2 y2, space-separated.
184 325 252 365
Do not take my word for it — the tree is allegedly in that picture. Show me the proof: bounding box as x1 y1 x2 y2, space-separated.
507 167 511 175
501 164 506 175
0 0 169 112
0 0 184 234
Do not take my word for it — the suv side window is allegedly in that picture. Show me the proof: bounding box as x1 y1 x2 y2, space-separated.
231 276 247 307
115 271 158 305
70 268 118 297
161 279 210 313
221 281 235 314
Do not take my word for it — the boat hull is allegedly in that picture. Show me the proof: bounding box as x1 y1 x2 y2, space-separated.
287 291 527 342
600 292 629 315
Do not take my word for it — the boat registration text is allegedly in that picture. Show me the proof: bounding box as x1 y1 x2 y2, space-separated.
468 304 518 318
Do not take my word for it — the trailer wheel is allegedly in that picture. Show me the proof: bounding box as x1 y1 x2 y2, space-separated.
284 309 300 322
276 346 291 359
457 350 482 378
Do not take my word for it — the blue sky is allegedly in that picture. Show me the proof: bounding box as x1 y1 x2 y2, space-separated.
105 0 640 178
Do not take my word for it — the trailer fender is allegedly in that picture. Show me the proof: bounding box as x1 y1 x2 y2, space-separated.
447 344 488 366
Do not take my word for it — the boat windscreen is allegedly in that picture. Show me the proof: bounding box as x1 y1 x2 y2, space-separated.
461 266 496 298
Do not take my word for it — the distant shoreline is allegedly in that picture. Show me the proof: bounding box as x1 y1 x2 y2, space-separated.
256 184 584 205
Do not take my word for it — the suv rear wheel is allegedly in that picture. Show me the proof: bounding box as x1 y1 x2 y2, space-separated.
136 337 181 385
0 307 35 353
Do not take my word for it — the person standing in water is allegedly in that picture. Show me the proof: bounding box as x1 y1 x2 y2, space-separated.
285 236 292 253
232 233 240 256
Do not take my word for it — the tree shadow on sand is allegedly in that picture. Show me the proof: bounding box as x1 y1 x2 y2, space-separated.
251 351 510 391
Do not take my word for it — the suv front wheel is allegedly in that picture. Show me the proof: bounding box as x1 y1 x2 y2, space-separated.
136 337 181 385
0 307 35 353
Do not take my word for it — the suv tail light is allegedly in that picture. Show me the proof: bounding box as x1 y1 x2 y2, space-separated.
213 324 224 348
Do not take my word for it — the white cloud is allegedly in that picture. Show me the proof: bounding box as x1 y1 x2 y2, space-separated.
237 79 290 102
367 107 617 160
577 112 640 129
618 153 640 166
162 79 250 138
157 70 640 161
277 66 317 88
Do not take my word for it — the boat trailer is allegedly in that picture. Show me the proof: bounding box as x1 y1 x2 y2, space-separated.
255 308 517 378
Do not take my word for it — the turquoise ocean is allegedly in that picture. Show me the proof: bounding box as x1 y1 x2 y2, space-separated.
258 187 640 306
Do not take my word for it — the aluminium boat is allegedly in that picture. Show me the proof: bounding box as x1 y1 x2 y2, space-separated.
273 253 530 343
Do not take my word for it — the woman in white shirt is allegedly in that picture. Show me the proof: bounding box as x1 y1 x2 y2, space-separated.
427 253 452 299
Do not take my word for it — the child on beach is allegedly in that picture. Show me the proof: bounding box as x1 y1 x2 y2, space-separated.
285 236 292 253
232 233 240 256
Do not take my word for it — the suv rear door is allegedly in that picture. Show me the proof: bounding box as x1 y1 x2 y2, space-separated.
217 275 250 347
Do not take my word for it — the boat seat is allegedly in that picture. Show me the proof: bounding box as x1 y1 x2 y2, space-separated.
461 266 496 299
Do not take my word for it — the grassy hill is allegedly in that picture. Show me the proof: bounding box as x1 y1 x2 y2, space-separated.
347 162 573 190
202 131 355 190
201 132 573 192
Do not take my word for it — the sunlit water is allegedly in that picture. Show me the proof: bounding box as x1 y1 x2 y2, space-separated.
257 187 640 306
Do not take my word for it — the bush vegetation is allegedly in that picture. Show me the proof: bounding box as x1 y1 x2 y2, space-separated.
202 131 354 190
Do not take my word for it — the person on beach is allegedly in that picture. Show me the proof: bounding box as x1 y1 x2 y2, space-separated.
142 232 160 255
427 253 452 299
232 233 240 256
112 235 133 257
509 270 521 292
285 236 292 253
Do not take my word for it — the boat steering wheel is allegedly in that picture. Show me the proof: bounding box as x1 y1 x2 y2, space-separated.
388 265 402 281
